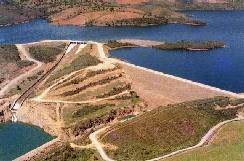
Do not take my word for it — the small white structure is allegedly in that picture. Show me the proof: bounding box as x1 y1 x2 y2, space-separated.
11 111 18 122
12 103 21 110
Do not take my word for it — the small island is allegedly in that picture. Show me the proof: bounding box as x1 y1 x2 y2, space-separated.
153 41 226 51
183 20 207 26
105 40 225 51
105 40 138 50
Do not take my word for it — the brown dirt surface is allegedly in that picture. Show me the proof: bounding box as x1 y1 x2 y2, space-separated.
118 39 163 47
49 7 80 23
120 62 235 109
17 100 63 137
116 0 149 4
51 10 146 26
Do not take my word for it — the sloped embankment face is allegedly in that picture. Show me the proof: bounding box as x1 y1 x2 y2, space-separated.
28 44 147 139
101 97 244 161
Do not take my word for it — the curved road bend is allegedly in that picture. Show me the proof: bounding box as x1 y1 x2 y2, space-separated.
0 44 43 98
11 43 74 115
89 118 244 161
89 127 115 161
147 117 244 161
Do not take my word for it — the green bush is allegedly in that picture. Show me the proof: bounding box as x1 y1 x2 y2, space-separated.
154 41 225 50
17 60 34 68
29 44 66 63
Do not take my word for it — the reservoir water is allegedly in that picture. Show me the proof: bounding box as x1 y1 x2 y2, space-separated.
1 10 244 159
0 122 53 161
1 11 244 92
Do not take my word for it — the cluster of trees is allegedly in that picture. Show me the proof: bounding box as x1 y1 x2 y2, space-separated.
154 41 225 50
72 103 115 118
104 17 168 26
106 40 137 49
72 105 137 136
29 44 66 63
96 84 131 98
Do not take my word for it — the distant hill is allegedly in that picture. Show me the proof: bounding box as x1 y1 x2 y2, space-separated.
0 0 243 26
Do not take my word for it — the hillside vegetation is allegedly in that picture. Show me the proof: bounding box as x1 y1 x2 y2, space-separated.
0 45 33 88
1 0 244 26
36 143 103 161
105 40 138 49
32 43 147 139
102 97 244 160
0 4 43 26
154 41 225 51
28 43 66 63
164 121 244 161
0 0 191 27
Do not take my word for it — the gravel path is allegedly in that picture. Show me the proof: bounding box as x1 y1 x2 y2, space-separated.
89 127 115 161
147 117 244 161
0 44 43 98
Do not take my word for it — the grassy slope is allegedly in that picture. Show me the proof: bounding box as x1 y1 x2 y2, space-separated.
0 4 43 26
102 97 244 161
8 70 44 97
2 0 185 26
42 46 102 89
176 0 244 10
164 121 244 161
2 0 244 26
28 43 66 63
35 143 103 161
0 44 33 83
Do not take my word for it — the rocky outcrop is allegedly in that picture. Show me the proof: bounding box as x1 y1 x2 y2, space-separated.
0 100 12 123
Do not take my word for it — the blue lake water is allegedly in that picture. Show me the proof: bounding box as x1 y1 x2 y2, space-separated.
0 122 53 161
1 11 244 44
1 11 244 92
0 10 244 159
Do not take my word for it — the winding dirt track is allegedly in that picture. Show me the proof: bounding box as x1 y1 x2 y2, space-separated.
0 44 43 98
147 117 244 161
34 91 130 104
89 127 115 161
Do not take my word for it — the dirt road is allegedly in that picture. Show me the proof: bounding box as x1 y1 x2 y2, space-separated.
89 127 115 161
147 117 244 161
0 44 43 98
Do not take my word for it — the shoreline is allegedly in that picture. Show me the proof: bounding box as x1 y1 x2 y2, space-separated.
13 138 60 161
0 17 204 28
113 58 242 98
0 18 40 27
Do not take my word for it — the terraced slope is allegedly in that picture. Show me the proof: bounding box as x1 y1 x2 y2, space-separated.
18 42 147 139
101 97 244 161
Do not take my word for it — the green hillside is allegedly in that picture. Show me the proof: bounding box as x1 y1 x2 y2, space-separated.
102 97 244 160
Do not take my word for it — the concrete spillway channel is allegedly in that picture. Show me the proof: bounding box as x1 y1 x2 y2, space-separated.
11 42 82 122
